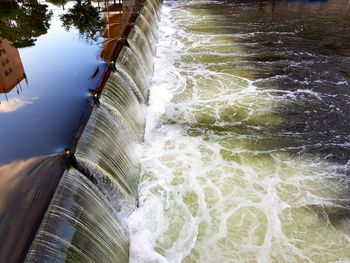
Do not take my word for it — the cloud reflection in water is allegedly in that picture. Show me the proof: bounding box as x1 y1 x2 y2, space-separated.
0 97 38 113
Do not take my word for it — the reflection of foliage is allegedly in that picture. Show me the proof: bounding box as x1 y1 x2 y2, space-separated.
0 3 52 48
46 0 67 7
60 1 104 43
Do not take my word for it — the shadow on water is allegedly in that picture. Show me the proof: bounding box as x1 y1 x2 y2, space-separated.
183 0 349 184
197 0 349 212
0 154 67 262
181 0 350 164
138 1 350 261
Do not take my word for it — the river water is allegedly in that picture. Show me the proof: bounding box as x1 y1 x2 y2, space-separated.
128 0 350 262
0 1 106 163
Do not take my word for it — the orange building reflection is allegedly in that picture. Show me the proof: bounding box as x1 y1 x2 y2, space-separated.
0 38 26 96
101 11 123 61
100 0 138 62
91 0 146 96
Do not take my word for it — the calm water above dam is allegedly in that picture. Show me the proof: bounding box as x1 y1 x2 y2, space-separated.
0 1 142 260
0 0 107 163
128 0 350 262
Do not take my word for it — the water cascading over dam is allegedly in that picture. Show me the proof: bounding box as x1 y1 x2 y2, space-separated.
2 0 348 262
23 0 162 261
127 0 350 262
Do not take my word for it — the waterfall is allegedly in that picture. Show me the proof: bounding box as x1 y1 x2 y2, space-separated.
70 0 163 213
125 2 161 77
25 169 129 263
75 105 140 210
127 26 155 76
135 13 158 54
115 46 151 102
24 0 162 261
100 72 146 142
138 0 162 25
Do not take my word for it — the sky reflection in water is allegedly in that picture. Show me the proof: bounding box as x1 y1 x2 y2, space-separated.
0 1 107 163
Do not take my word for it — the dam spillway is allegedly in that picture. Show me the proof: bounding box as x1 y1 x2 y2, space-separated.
0 0 350 262
0 0 163 262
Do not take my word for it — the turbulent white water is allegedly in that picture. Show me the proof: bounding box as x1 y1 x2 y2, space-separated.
128 1 350 262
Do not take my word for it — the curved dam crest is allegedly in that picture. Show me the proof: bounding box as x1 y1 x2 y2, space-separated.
1 0 350 262
0 0 163 262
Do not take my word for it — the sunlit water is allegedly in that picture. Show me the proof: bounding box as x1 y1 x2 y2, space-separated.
128 0 350 262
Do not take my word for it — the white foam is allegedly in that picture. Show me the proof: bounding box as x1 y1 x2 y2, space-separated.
128 1 350 262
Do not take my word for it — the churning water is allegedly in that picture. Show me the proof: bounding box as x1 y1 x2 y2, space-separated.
128 0 350 262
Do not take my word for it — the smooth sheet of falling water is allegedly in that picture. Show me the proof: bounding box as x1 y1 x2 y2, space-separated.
128 26 156 76
75 105 140 213
73 0 162 217
128 1 350 262
116 46 151 102
25 168 129 263
100 71 146 142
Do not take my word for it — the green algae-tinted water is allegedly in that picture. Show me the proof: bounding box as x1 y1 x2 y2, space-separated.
128 0 350 262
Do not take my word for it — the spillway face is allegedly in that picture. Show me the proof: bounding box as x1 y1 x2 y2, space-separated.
74 0 162 214
100 72 146 142
24 0 162 262
128 25 156 77
115 46 151 103
25 169 129 263
75 105 141 213
128 0 350 262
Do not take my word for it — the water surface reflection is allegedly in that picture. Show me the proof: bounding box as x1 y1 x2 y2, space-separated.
0 38 27 105
0 0 134 163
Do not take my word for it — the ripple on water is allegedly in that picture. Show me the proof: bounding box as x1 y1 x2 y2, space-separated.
128 0 350 262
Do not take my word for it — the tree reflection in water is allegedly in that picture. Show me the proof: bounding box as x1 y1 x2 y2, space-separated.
0 1 52 48
60 0 105 43
0 0 105 47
